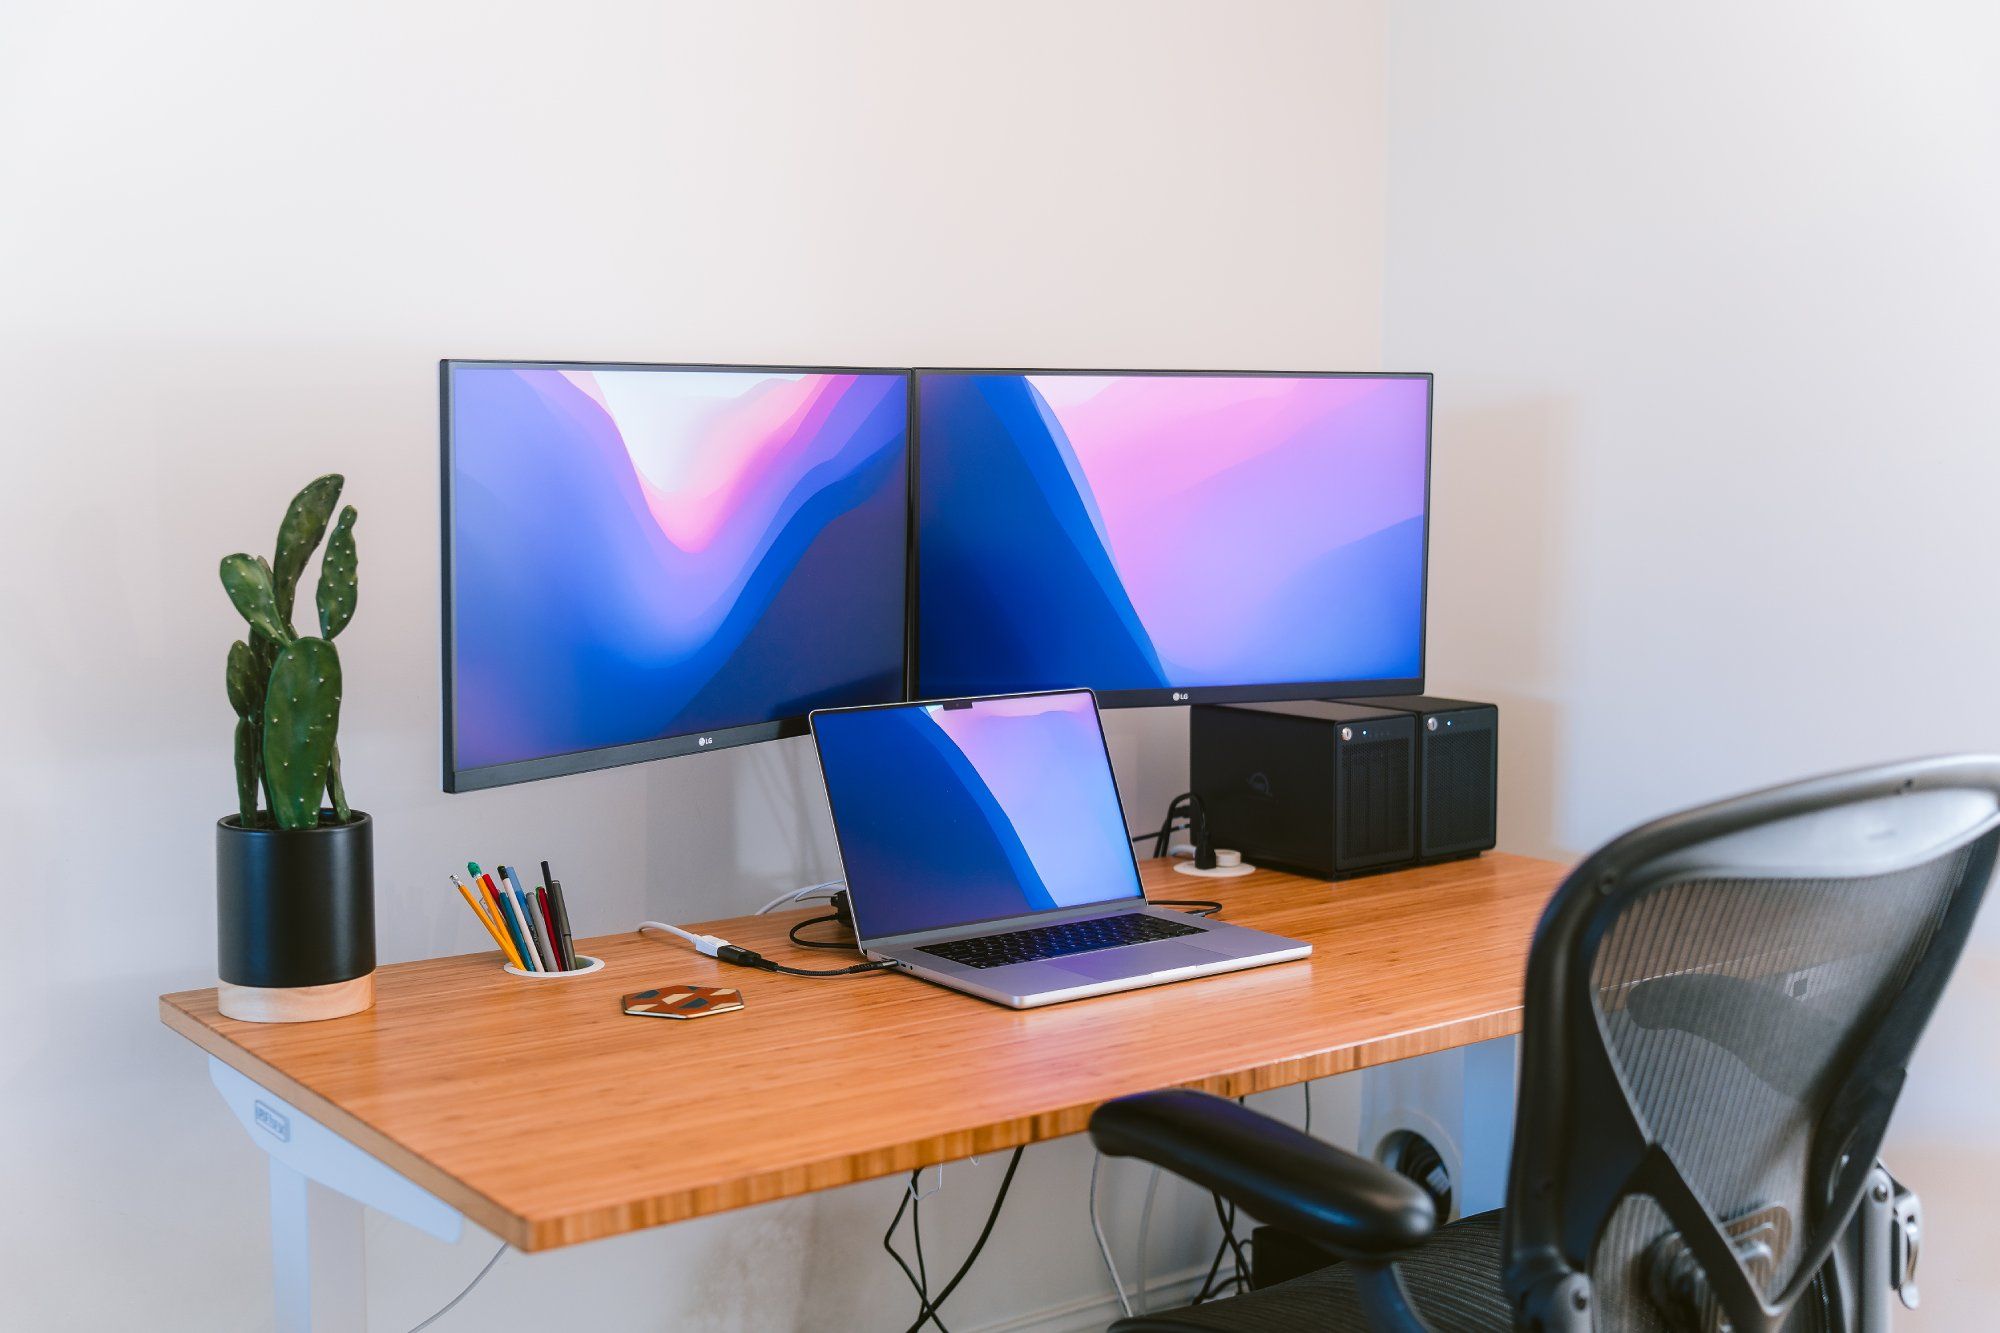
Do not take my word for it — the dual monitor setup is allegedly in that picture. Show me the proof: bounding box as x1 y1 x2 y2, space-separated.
440 361 1435 791
440 360 1471 1006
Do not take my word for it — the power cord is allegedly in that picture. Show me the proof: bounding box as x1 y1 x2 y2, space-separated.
1147 792 1217 868
405 1240 507 1331
1135 1165 1162 1316
755 879 844 915
787 888 859 950
1089 1151 1133 1318
1148 898 1222 917
884 1149 1027 1333
884 1170 946 1332
637 921 893 977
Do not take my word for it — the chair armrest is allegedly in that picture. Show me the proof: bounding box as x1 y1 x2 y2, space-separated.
1090 1088 1437 1261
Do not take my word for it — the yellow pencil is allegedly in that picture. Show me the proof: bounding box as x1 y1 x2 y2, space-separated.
455 875 524 968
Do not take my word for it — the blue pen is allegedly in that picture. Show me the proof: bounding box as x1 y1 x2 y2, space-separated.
502 865 556 971
493 864 542 972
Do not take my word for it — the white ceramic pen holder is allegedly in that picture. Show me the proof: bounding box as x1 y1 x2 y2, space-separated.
504 955 604 979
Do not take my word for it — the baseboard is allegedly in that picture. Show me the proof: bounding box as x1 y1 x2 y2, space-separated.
965 1261 1216 1333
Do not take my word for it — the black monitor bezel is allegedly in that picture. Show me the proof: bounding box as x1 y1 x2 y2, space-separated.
909 367 1433 710
440 358 915 794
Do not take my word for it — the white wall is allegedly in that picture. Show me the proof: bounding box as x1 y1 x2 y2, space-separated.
1386 2 2000 1324
0 2 1387 1328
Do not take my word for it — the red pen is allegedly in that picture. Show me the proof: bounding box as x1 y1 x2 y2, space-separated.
536 887 566 969
482 880 518 954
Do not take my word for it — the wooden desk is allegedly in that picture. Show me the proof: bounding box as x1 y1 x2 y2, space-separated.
162 854 1564 1257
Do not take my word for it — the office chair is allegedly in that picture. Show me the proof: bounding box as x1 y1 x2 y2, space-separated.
1092 755 1997 1331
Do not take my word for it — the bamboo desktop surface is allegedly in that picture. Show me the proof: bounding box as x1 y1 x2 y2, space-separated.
160 854 1565 1252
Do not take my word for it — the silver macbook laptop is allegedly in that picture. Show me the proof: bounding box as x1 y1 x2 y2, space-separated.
809 688 1310 1009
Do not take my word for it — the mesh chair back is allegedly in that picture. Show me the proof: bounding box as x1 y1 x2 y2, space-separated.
1502 758 2000 1332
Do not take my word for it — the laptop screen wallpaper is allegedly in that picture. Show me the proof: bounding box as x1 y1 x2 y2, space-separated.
814 692 1143 941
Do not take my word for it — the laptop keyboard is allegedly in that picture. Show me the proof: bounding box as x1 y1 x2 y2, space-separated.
916 913 1205 970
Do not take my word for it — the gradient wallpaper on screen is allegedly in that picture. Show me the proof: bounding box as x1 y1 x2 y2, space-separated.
448 365 908 772
814 692 1142 940
917 373 1430 696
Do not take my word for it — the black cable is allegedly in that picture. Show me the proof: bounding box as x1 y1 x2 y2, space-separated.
912 1185 943 1333
895 1147 1027 1333
1190 1225 1233 1305
787 910 852 949
759 958 894 977
1148 898 1222 917
1153 793 1197 858
1130 822 1184 845
706 940 892 977
1214 1194 1252 1294
884 1175 945 1332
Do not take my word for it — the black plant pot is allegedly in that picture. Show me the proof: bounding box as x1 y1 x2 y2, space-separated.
216 811 376 1022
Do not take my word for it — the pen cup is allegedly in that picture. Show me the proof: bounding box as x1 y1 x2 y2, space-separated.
504 955 604 979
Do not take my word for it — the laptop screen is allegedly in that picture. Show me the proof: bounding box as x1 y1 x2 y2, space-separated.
812 690 1145 941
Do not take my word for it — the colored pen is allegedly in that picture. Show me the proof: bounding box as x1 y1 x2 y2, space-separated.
504 865 558 972
543 861 577 969
547 878 577 971
454 874 522 968
500 866 545 972
535 887 563 969
481 862 541 972
484 880 530 964
473 866 526 963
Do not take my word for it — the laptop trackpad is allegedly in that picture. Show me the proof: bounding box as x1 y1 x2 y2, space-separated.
1048 940 1228 982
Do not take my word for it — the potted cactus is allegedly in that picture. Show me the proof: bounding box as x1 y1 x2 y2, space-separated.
214 474 375 1022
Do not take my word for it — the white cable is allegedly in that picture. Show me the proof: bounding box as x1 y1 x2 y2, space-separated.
1089 1152 1133 1317
1135 1165 1161 1314
755 879 845 915
637 920 732 958
406 1240 507 1332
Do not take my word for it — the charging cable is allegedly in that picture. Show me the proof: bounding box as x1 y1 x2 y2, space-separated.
755 880 844 915
637 921 892 977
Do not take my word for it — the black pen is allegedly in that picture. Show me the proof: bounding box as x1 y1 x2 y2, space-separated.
545 860 576 969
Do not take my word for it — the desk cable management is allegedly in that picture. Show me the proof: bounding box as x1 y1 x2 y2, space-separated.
638 885 894 976
635 830 1245 1323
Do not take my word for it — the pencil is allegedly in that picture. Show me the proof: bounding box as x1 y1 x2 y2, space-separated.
483 880 528 963
479 866 538 971
454 875 522 968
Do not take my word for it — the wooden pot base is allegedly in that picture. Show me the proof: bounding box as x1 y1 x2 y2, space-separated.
217 972 374 1023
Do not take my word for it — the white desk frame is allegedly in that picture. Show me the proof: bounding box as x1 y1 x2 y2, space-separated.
208 1058 464 1332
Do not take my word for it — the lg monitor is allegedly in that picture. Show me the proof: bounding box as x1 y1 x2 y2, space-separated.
442 360 911 791
914 369 1432 706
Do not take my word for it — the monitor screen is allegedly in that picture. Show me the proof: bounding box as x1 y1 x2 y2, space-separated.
915 370 1431 705
443 361 910 791
812 691 1143 941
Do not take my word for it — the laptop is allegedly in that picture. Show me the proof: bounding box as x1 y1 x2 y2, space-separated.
809 689 1311 1008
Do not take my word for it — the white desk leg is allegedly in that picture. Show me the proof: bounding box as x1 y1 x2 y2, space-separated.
208 1058 463 1332
270 1158 368 1332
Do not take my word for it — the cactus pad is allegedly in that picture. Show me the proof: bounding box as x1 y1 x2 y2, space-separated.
220 554 292 645
263 636 343 830
226 640 257 718
234 716 261 827
316 505 358 639
272 474 343 623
